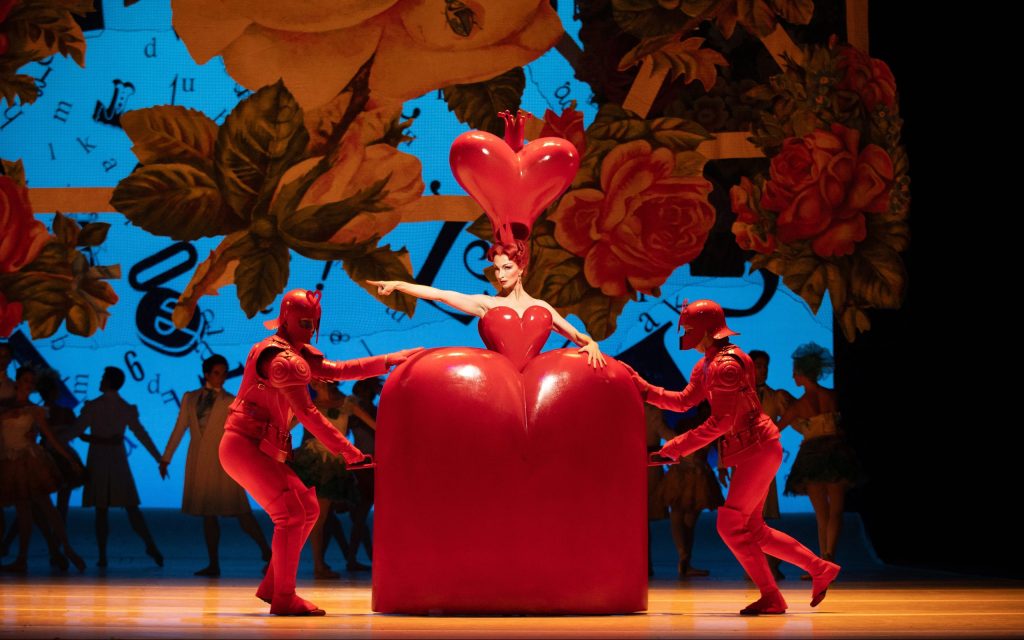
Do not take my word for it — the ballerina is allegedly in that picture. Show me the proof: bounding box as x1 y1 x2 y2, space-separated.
0 367 86 573
371 108 604 367
778 343 860 575
369 240 605 369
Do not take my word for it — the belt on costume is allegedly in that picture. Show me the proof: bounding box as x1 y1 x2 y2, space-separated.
719 423 774 458
227 402 292 463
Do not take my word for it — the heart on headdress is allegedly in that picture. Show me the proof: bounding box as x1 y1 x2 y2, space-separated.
449 131 579 242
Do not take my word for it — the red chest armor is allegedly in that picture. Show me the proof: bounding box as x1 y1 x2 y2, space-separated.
700 344 778 464
225 336 312 457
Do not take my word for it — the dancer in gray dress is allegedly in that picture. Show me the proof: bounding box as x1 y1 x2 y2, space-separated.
73 367 164 567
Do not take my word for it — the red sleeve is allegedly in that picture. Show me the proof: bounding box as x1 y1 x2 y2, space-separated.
643 360 707 414
659 355 748 459
301 344 389 381
277 385 355 458
660 416 730 459
315 355 390 381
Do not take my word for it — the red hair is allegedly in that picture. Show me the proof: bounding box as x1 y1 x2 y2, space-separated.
485 240 530 269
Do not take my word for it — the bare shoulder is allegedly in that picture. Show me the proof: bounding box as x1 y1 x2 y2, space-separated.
535 298 558 314
476 295 502 314
819 387 838 410
479 293 500 310
789 395 815 419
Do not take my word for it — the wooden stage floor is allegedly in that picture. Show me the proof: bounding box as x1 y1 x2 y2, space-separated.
1 510 1021 638
2 576 1023 638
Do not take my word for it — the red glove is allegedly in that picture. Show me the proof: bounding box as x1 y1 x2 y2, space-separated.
385 347 425 368
655 444 679 462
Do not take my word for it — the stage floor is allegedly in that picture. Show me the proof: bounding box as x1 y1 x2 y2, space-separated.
2 577 1023 638
1 510 1022 638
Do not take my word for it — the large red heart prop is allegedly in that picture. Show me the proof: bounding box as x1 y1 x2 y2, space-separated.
449 131 579 240
372 349 647 614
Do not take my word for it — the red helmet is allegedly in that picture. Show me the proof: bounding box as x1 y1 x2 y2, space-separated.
264 289 322 344
678 299 738 350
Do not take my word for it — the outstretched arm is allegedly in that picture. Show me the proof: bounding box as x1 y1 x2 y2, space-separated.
658 357 750 461
777 398 810 434
620 361 707 414
280 385 366 464
547 304 606 368
159 396 192 479
659 416 731 461
127 406 163 464
267 350 368 465
369 280 490 317
306 346 423 381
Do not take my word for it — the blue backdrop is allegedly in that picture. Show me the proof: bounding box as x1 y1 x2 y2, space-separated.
1 0 832 512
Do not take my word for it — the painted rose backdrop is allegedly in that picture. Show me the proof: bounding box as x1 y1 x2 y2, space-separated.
736 37 909 340
0 0 91 106
110 0 569 327
0 160 118 339
170 0 564 111
2 0 908 342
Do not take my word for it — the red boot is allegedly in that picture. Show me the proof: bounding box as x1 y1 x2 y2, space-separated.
256 562 274 603
740 589 787 616
264 489 326 616
271 593 325 616
810 560 841 607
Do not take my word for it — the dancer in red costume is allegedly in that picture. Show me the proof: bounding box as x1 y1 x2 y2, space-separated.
627 300 841 615
219 289 420 616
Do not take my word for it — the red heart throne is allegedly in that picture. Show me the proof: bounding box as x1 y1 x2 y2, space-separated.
372 308 647 614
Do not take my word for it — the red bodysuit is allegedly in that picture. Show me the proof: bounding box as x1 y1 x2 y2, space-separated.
632 299 840 615
219 289 415 616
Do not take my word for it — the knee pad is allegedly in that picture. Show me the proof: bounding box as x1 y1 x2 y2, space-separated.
265 489 307 529
748 518 771 546
716 506 746 538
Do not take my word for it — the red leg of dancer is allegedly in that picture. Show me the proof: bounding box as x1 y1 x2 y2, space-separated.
220 431 323 615
721 439 839 613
